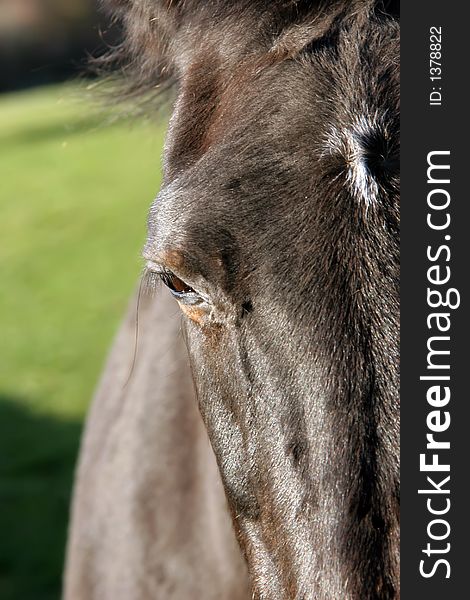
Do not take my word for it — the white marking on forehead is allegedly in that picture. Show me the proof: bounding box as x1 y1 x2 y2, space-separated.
324 114 382 207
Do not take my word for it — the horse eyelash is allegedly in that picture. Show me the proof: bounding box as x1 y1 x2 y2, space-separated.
123 275 146 389
122 268 170 388
142 266 164 296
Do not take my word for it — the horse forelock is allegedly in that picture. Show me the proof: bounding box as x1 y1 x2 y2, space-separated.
97 0 398 103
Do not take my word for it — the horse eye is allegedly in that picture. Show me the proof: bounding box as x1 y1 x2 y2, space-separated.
159 271 201 304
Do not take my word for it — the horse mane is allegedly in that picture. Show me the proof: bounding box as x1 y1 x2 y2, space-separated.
96 0 399 105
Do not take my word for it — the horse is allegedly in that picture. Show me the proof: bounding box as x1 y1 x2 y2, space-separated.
64 1 400 598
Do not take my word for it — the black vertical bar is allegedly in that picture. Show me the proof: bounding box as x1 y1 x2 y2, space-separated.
401 2 469 597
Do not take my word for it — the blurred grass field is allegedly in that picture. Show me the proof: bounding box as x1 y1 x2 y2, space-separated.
0 83 167 599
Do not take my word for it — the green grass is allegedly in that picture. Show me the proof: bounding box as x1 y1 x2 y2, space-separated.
0 83 168 599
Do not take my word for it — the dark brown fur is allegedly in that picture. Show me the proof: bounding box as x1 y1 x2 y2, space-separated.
67 2 400 598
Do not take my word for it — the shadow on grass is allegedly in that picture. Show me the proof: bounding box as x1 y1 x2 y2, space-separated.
0 396 83 600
